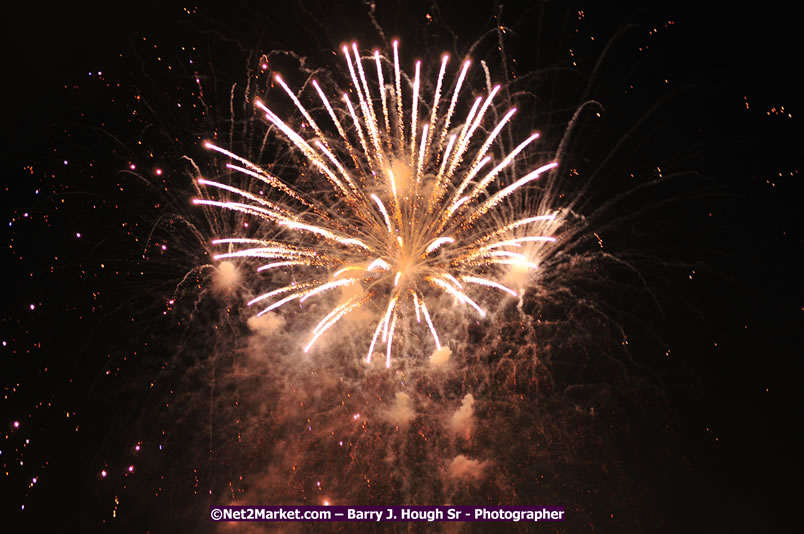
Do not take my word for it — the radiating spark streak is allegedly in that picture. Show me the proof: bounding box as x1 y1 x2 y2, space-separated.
446 112 528 209
212 238 278 246
432 134 457 201
349 44 384 165
382 294 399 342
256 100 353 199
305 295 366 352
446 196 470 217
193 199 284 222
374 50 391 138
446 156 491 209
392 40 404 150
437 59 471 157
423 54 449 164
279 221 372 251
314 141 362 197
489 251 527 260
198 178 292 216
387 169 401 224
411 291 422 323
473 107 517 163
410 60 421 165
370 194 394 233
443 273 463 288
214 248 315 261
248 284 312 307
460 276 518 297
456 249 528 264
257 260 311 272
419 299 441 349
255 291 306 316
312 296 361 335
385 311 397 368
342 93 375 175
488 259 540 270
427 276 486 317
394 272 402 286
416 123 428 183
204 143 310 206
351 44 380 142
471 215 558 246
275 74 327 143
447 85 501 177
425 237 454 255
445 96 482 180
467 133 541 201
485 236 557 249
367 258 391 271
467 162 559 224
312 80 361 171
366 315 386 363
299 278 358 303
333 266 365 278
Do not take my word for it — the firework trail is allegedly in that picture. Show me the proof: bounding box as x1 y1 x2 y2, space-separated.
196 41 559 366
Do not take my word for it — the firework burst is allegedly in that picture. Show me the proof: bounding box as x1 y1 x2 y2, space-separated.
195 41 559 366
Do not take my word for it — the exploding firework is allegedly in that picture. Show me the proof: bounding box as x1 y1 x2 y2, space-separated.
196 41 560 366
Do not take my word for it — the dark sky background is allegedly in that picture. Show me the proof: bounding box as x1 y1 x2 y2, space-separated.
1 1 801 532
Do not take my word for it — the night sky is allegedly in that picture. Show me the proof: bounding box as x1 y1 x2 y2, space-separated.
2 1 801 532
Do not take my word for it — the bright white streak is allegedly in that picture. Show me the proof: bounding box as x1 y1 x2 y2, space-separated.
411 291 421 323
443 273 463 289
485 236 557 249
214 248 313 261
428 276 486 318
416 123 428 183
385 311 397 368
367 258 391 271
280 221 372 251
257 260 309 272
254 102 349 196
203 143 309 206
370 193 394 233
467 132 541 201
461 275 518 297
350 43 384 164
425 237 455 255
366 315 386 363
381 294 398 342
424 54 449 162
374 50 391 137
274 74 327 143
248 284 310 306
256 292 306 317
469 162 559 223
392 40 404 150
420 300 441 349
192 199 284 222
333 266 365 278
437 59 471 156
447 85 501 177
305 296 365 352
198 178 291 216
299 278 358 303
410 60 421 165
312 80 360 171
342 93 375 175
